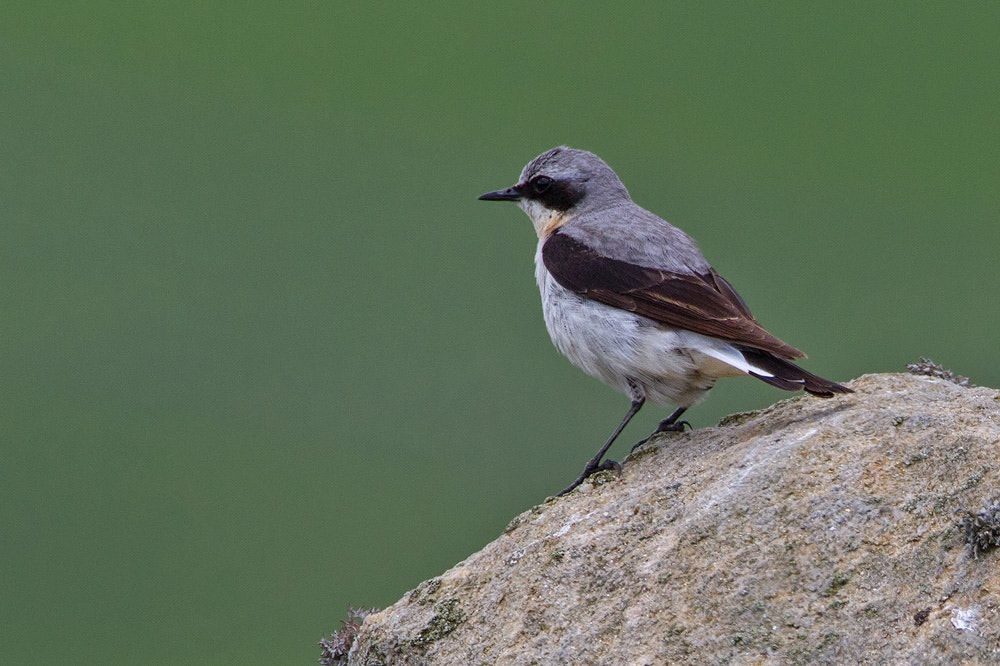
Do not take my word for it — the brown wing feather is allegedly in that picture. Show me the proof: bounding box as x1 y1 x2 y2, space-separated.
542 231 805 359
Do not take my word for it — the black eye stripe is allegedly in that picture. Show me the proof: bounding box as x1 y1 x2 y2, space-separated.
532 176 553 193
525 177 584 212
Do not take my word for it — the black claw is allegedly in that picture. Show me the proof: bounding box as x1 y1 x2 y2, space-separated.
557 458 621 496
658 420 691 433
631 419 692 453
597 459 621 474
557 479 582 496
630 437 651 453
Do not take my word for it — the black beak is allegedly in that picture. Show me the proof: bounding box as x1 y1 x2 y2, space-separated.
478 186 521 202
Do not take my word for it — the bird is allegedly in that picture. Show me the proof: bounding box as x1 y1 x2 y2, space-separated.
479 146 852 496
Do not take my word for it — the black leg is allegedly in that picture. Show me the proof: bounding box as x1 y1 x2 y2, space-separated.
558 398 644 496
630 406 690 453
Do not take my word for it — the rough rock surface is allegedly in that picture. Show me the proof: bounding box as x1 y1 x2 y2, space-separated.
350 374 1000 665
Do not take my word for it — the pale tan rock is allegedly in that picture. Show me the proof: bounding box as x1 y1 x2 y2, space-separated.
350 374 1000 665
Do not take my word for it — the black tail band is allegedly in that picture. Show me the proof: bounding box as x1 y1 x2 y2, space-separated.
738 346 852 397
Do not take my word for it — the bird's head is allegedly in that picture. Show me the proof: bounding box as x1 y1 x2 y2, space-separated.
479 146 631 238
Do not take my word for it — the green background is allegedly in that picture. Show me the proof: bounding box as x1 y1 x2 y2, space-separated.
3 3 998 664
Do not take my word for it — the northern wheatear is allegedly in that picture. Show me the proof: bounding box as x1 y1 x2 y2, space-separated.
480 146 851 496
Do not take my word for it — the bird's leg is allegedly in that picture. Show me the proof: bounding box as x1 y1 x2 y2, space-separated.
558 398 644 496
630 406 690 453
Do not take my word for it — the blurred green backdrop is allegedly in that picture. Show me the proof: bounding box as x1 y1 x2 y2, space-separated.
2 2 998 664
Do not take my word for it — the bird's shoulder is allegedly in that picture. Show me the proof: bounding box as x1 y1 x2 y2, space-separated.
561 202 709 273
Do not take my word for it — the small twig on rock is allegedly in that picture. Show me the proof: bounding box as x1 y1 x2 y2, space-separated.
319 606 379 665
959 503 1000 558
906 357 973 387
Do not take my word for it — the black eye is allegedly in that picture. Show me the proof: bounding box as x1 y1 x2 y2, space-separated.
532 176 553 194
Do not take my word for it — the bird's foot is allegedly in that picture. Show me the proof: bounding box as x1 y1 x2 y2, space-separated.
557 458 621 496
630 420 692 453
660 420 692 433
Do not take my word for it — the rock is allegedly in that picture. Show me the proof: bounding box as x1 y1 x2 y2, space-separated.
349 374 1000 665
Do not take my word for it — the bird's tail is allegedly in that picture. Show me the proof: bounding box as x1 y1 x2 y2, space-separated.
737 346 853 397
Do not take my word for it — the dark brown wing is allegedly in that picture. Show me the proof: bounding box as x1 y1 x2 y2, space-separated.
542 231 805 359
